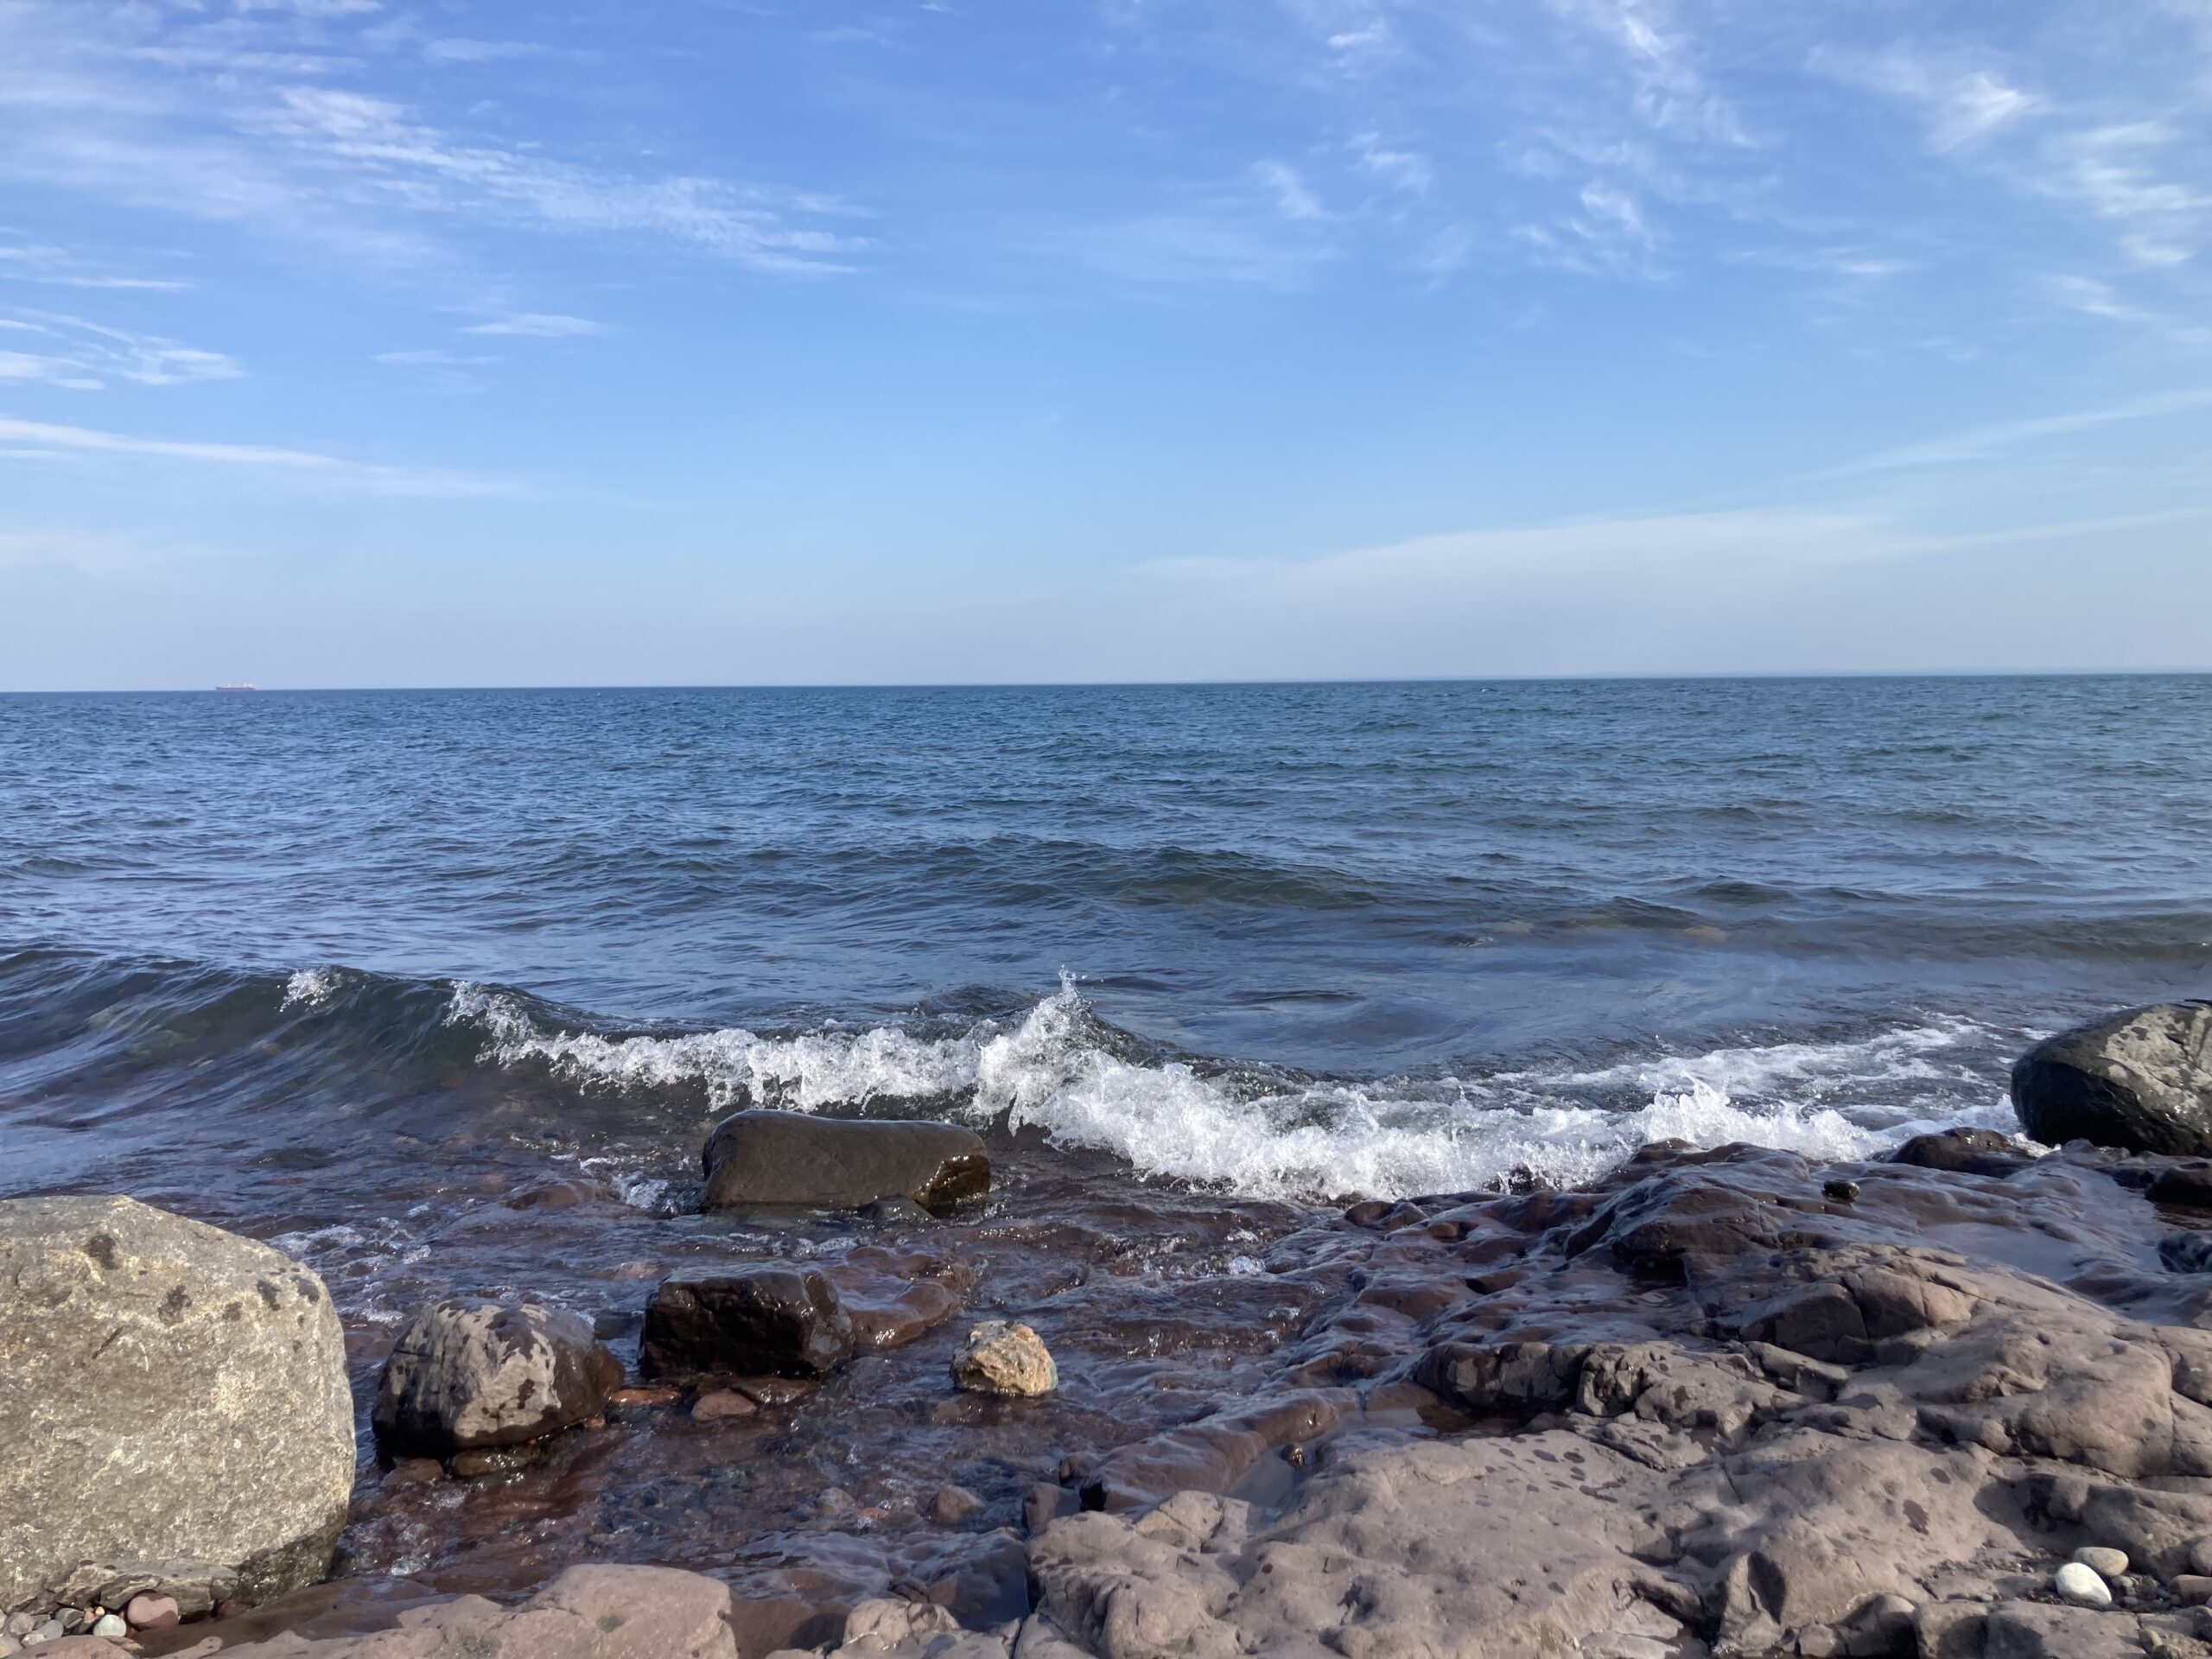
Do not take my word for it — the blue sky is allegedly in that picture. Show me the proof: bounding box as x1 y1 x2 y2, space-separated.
1 0 2209 688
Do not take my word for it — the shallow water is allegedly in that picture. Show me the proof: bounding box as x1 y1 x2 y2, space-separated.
2 676 2208 1605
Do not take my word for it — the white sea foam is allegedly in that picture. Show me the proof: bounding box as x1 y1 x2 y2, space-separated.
445 976 2018 1203
281 966 345 1009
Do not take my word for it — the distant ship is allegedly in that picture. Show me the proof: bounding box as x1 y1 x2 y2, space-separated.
215 683 257 693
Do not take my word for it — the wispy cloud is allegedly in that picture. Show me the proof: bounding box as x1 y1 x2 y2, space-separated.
1254 161 1325 222
459 311 609 338
1815 388 2212 479
0 310 240 389
1545 0 1751 147
0 415 509 494
0 242 186 292
1809 46 2041 153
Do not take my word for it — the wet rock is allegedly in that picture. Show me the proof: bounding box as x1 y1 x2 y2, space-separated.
2012 1001 2212 1154
449 1446 540 1479
951 1321 1057 1397
701 1111 990 1214
1887 1126 2032 1177
2056 1560 2115 1605
381 1459 445 1488
373 1298 623 1452
930 1484 984 1525
0 1195 354 1617
690 1389 758 1421
2150 1166 2212 1210
640 1268 855 1378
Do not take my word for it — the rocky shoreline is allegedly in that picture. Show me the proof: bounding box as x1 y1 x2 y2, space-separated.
5 1001 2212 1658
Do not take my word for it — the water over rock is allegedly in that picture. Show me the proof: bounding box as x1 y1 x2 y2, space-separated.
0 1196 354 1618
373 1298 625 1453
702 1111 991 1214
640 1266 856 1378
2012 1001 2212 1154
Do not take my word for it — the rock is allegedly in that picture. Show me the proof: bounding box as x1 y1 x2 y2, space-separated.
1887 1126 2031 1177
2054 1560 2114 1605
607 1386 682 1409
450 1446 539 1479
639 1268 855 1378
701 1111 990 1214
951 1322 1057 1397
87 1618 124 1641
857 1198 932 1224
690 1389 758 1421
2196 1535 2212 1577
372 1298 623 1453
2012 1002 2212 1154
122 1594 178 1632
382 1459 446 1488
2150 1166 2212 1210
0 1196 354 1617
2173 1575 2212 1605
930 1484 985 1525
2074 1545 2130 1578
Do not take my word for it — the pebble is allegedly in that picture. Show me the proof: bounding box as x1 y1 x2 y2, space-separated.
91 1615 127 1639
2074 1545 2129 1578
29 1621 64 1645
124 1593 181 1631
1821 1179 1860 1205
2055 1560 2114 1606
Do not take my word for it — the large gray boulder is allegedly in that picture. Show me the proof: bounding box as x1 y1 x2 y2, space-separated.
701 1111 989 1214
373 1299 624 1453
2012 1001 2212 1154
0 1196 355 1618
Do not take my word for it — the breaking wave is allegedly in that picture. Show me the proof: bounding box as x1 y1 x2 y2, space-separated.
446 973 2020 1203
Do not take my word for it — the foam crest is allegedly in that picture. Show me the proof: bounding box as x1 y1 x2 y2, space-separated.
447 976 2017 1203
281 966 346 1009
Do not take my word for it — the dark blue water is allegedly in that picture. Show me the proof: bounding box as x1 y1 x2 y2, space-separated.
3 676 2209 1212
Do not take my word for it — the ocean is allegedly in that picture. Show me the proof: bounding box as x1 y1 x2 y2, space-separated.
3 675 2208 1599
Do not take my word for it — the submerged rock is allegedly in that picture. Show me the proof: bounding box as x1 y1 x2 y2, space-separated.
2012 1001 2212 1154
701 1110 990 1214
951 1321 1057 1397
640 1267 855 1378
373 1298 624 1452
0 1196 354 1617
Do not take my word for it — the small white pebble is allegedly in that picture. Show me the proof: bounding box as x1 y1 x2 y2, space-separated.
91 1615 127 1639
2055 1560 2114 1606
2073 1545 2129 1579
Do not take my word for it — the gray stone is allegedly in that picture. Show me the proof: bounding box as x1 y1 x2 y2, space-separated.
0 1196 353 1617
639 1267 855 1378
2012 1001 2212 1154
702 1111 989 1214
2073 1545 2129 1578
373 1298 623 1452
87 1618 123 1641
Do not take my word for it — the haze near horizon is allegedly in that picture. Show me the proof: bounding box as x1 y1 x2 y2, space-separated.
2 0 2209 690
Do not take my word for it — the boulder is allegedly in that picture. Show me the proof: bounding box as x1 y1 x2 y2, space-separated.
640 1268 855 1378
0 1196 355 1616
373 1299 624 1453
701 1112 989 1214
2012 1002 2212 1154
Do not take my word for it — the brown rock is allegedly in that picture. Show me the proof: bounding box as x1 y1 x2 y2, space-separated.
700 1111 989 1214
607 1386 682 1408
690 1389 758 1422
2173 1574 2212 1605
124 1592 180 1630
928 1484 984 1525
381 1459 446 1488
639 1268 854 1379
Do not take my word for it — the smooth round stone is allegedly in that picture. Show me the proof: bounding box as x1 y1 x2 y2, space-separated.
2073 1546 2129 1579
91 1614 128 1639
2054 1560 2114 1606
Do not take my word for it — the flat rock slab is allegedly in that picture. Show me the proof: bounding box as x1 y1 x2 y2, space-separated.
702 1111 989 1214
0 1196 354 1617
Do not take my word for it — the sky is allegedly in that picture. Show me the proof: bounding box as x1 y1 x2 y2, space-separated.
1 0 2209 689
